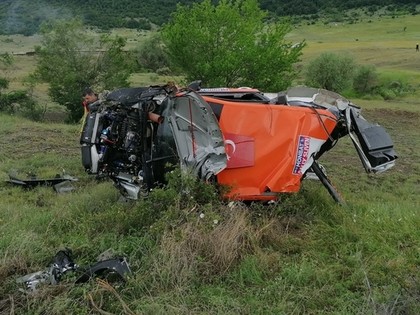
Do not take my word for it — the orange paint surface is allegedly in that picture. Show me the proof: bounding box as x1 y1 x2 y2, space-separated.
203 96 338 200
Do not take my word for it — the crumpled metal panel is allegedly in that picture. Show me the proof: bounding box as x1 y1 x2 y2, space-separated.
167 92 227 180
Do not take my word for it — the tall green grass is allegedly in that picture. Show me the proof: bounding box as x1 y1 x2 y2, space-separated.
0 108 418 314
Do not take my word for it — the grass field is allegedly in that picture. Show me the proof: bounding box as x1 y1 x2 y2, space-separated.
288 15 420 68
0 14 419 315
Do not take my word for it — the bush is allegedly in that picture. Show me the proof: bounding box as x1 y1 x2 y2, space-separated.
0 90 45 121
353 65 379 95
0 57 44 121
376 79 415 100
378 88 397 100
156 67 172 76
0 78 9 89
304 52 356 93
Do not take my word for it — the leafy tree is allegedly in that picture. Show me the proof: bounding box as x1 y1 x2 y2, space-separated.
136 33 170 73
161 0 304 91
94 35 134 90
304 53 356 93
34 19 134 122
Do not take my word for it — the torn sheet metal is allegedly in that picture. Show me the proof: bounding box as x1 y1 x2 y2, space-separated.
167 91 227 180
80 84 227 200
16 249 78 292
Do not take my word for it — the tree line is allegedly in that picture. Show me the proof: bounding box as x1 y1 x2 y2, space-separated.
260 0 419 16
0 0 418 35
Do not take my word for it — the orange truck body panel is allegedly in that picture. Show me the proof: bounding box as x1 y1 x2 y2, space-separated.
203 96 338 200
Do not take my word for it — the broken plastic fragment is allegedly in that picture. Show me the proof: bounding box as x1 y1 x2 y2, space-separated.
6 171 78 193
75 257 131 284
16 249 131 293
16 249 77 292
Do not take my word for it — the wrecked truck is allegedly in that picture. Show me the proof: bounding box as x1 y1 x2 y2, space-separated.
80 82 397 203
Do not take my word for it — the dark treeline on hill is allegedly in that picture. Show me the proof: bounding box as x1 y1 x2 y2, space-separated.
260 0 419 16
0 0 418 35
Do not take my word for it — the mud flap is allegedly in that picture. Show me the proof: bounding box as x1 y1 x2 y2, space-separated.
346 107 397 173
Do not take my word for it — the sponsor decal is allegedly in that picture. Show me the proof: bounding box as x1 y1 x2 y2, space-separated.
293 136 311 174
200 88 230 92
200 88 259 93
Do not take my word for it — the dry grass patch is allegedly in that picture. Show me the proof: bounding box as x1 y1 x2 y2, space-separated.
150 202 310 289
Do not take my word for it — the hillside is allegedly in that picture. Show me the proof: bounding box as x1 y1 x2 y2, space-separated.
0 0 418 35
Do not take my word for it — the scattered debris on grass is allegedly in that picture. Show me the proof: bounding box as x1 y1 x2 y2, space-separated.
6 170 78 193
16 249 131 293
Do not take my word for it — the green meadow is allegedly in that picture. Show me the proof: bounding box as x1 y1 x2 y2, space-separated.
0 14 419 314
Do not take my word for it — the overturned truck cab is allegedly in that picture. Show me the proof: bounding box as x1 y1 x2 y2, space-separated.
80 83 397 203
80 84 227 199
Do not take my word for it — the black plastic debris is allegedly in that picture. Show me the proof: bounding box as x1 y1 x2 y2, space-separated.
16 249 131 292
75 257 131 284
51 249 78 283
6 171 78 193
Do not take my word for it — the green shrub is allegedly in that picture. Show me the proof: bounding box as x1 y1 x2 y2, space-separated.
376 79 415 100
378 87 397 100
156 67 172 76
353 65 379 95
304 52 356 93
0 77 9 89
162 0 304 91
0 89 45 121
